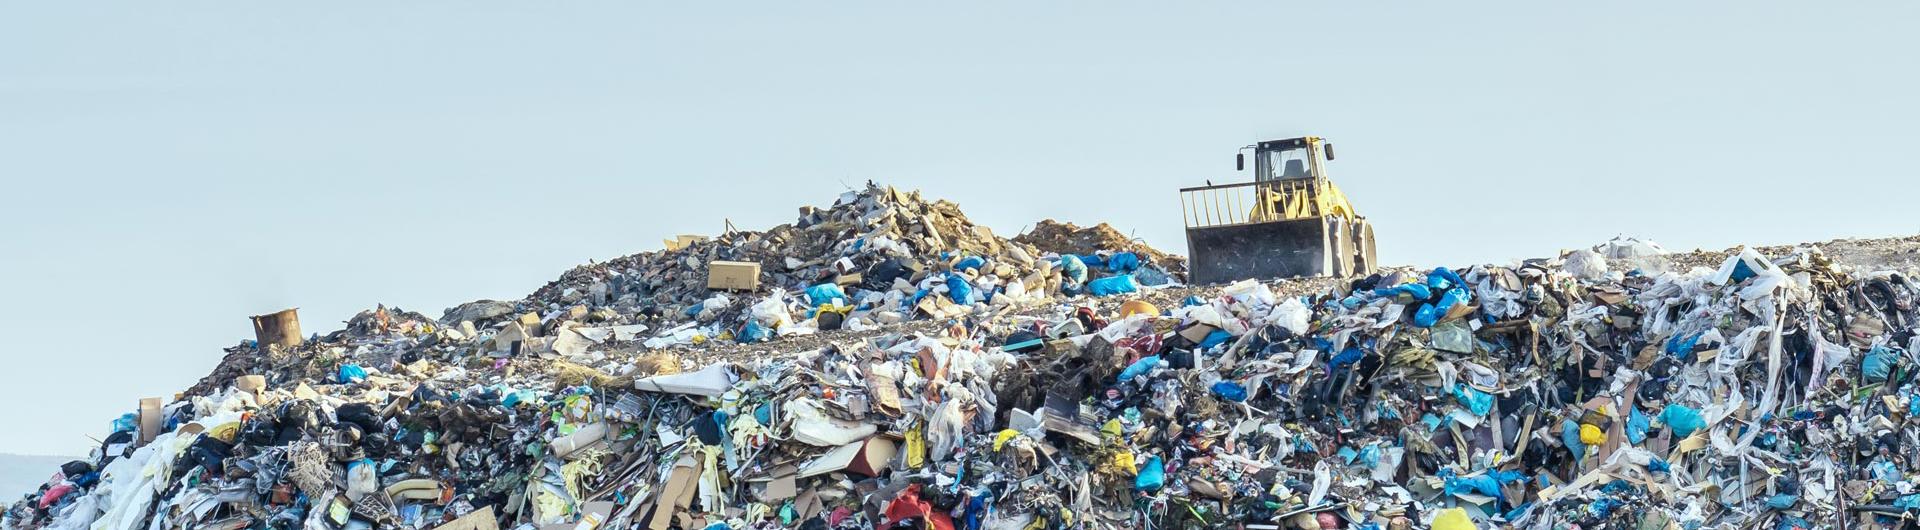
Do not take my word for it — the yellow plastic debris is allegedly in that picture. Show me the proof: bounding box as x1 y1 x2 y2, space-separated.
1431 508 1479 530
993 429 1019 451
1119 300 1159 319
1580 423 1606 445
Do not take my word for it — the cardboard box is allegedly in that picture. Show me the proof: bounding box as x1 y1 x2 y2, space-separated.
707 261 761 291
235 375 267 395
138 397 164 443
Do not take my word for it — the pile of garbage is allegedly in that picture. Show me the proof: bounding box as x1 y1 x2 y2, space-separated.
506 183 1181 349
1012 221 1183 277
8 185 1920 530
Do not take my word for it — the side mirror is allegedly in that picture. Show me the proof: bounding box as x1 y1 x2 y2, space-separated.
1324 143 1335 161
1235 153 1245 171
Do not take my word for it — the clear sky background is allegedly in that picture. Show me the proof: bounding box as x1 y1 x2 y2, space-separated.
2 3 1917 456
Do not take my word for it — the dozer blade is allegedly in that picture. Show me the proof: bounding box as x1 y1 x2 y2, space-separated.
1185 216 1362 284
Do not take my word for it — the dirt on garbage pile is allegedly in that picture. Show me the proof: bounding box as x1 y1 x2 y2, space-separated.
520 183 1055 323
1014 219 1185 275
1659 233 1920 273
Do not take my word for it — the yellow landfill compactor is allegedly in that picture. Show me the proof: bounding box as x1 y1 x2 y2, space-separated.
1179 136 1377 284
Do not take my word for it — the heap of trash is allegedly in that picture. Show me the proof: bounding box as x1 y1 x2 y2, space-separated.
504 183 1182 350
8 185 1920 530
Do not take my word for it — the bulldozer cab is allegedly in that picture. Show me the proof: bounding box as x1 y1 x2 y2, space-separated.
1182 136 1377 284
1249 136 1329 182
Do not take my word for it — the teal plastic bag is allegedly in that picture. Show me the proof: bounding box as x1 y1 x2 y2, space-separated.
338 364 368 384
1119 356 1161 382
738 321 771 343
804 283 847 308
1659 404 1705 437
1864 345 1896 381
1561 420 1586 461
1058 255 1088 284
1625 407 1650 445
110 413 137 434
1134 455 1165 491
1087 274 1138 296
1452 384 1493 417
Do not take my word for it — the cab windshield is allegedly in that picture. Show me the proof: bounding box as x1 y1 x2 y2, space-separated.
1259 146 1314 181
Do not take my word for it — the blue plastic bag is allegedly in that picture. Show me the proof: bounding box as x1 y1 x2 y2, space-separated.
1357 444 1381 468
1134 455 1165 491
1210 381 1248 402
946 274 973 304
1133 266 1171 287
1107 252 1141 273
954 256 985 272
1198 329 1233 350
738 321 771 343
1372 282 1432 300
1766 493 1798 510
1427 267 1466 291
1087 275 1138 296
1414 287 1470 327
338 364 368 384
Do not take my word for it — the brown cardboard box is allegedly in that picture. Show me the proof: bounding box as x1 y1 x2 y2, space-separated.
235 375 268 395
708 261 761 291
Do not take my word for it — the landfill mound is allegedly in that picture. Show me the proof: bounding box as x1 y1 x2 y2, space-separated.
9 187 1920 530
510 184 1181 341
1013 220 1184 275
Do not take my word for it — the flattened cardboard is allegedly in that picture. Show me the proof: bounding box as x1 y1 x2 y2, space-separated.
433 506 498 530
235 375 268 395
797 437 898 478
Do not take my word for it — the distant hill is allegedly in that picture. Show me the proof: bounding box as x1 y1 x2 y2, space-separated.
0 454 76 501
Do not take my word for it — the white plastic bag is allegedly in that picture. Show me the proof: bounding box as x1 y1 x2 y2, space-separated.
1563 248 1609 280
1266 297 1311 334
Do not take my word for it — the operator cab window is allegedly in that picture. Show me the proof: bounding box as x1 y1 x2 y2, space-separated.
1260 146 1313 181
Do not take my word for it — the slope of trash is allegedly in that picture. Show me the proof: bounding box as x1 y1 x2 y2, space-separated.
8 185 1920 530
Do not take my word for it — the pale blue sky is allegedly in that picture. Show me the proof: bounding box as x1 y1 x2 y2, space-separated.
3 3 1917 455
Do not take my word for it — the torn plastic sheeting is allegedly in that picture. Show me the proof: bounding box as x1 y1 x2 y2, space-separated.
632 364 736 397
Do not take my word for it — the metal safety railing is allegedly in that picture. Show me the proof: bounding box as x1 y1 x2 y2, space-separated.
1178 179 1325 229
